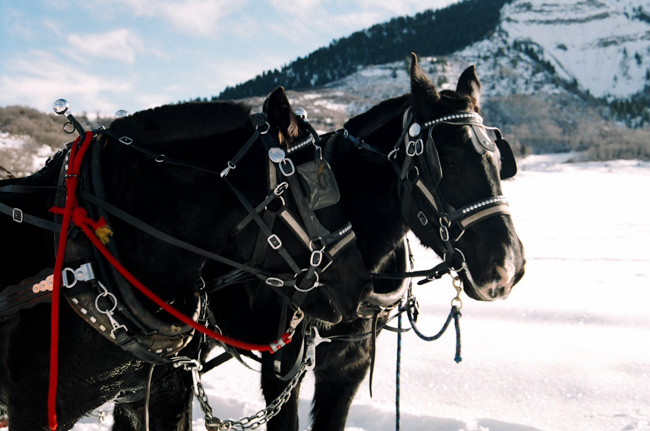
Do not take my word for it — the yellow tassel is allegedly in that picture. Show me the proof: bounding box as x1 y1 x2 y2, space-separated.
95 225 114 245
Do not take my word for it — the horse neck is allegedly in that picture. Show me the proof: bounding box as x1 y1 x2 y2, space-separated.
99 144 217 298
329 110 410 271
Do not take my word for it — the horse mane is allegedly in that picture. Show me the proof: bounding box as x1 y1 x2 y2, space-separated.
109 100 253 144
343 89 477 140
343 94 411 138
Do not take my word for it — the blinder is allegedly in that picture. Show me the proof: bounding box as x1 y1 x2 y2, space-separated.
493 130 517 180
466 125 517 180
422 113 517 182
295 159 340 211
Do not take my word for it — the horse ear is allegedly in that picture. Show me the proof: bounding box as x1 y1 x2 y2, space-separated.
263 86 299 145
456 65 481 108
411 53 440 113
410 53 440 110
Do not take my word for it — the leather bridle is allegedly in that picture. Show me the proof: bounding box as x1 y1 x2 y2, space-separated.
339 108 517 282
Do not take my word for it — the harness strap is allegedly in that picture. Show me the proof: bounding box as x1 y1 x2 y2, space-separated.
448 197 510 237
222 176 303 275
278 209 311 248
220 113 269 177
0 200 61 232
252 210 278 265
98 129 222 176
229 190 280 237
0 184 63 232
77 189 284 284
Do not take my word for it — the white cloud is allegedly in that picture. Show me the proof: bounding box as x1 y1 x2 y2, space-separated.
0 51 133 113
113 0 245 37
67 29 145 64
264 0 461 54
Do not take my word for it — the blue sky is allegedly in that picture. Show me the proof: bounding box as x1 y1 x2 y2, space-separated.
0 0 458 116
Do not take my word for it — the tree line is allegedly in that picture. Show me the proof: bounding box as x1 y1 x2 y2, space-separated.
216 0 512 100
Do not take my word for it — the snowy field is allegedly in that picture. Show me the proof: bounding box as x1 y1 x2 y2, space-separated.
8 154 649 431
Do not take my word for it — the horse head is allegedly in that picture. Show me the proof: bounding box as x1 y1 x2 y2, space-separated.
217 87 374 325
405 53 525 300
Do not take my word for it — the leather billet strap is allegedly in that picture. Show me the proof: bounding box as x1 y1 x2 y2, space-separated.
64 277 194 364
0 268 54 319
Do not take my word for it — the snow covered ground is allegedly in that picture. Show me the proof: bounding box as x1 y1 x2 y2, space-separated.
196 154 650 431
9 154 649 431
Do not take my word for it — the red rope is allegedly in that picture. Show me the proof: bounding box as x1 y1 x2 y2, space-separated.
48 132 93 430
47 133 291 430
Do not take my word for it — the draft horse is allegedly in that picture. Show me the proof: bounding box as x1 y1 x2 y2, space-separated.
0 87 375 430
202 54 526 431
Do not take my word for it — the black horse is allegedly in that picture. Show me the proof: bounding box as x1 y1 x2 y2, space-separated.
0 87 375 430
200 54 526 431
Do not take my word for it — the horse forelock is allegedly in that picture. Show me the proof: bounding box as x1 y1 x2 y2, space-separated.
109 101 253 144
437 89 479 114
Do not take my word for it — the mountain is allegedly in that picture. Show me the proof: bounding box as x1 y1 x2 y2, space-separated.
217 0 512 100
3 0 650 176
214 0 650 131
211 0 650 161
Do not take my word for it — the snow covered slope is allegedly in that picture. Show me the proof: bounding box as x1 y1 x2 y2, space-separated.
327 0 650 102
501 0 650 99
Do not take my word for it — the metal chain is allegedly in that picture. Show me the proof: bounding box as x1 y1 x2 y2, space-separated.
196 328 319 431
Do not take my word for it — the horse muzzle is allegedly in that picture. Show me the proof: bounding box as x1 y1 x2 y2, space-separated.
462 256 526 301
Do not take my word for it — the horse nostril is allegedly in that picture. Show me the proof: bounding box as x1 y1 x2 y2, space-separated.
493 265 508 284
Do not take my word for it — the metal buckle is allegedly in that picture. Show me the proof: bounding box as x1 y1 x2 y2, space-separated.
62 263 96 288
220 161 236 177
267 234 282 250
274 182 289 196
417 211 428 226
310 250 323 267
439 224 450 242
12 208 23 223
406 139 424 156
119 136 133 145
258 121 271 135
279 158 295 177
265 277 285 287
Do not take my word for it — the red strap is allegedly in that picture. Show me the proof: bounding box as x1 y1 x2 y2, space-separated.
47 132 291 430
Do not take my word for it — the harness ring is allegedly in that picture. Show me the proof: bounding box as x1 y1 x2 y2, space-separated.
294 269 320 293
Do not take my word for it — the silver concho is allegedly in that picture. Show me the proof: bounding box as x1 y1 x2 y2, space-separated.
268 147 286 163
408 122 421 137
